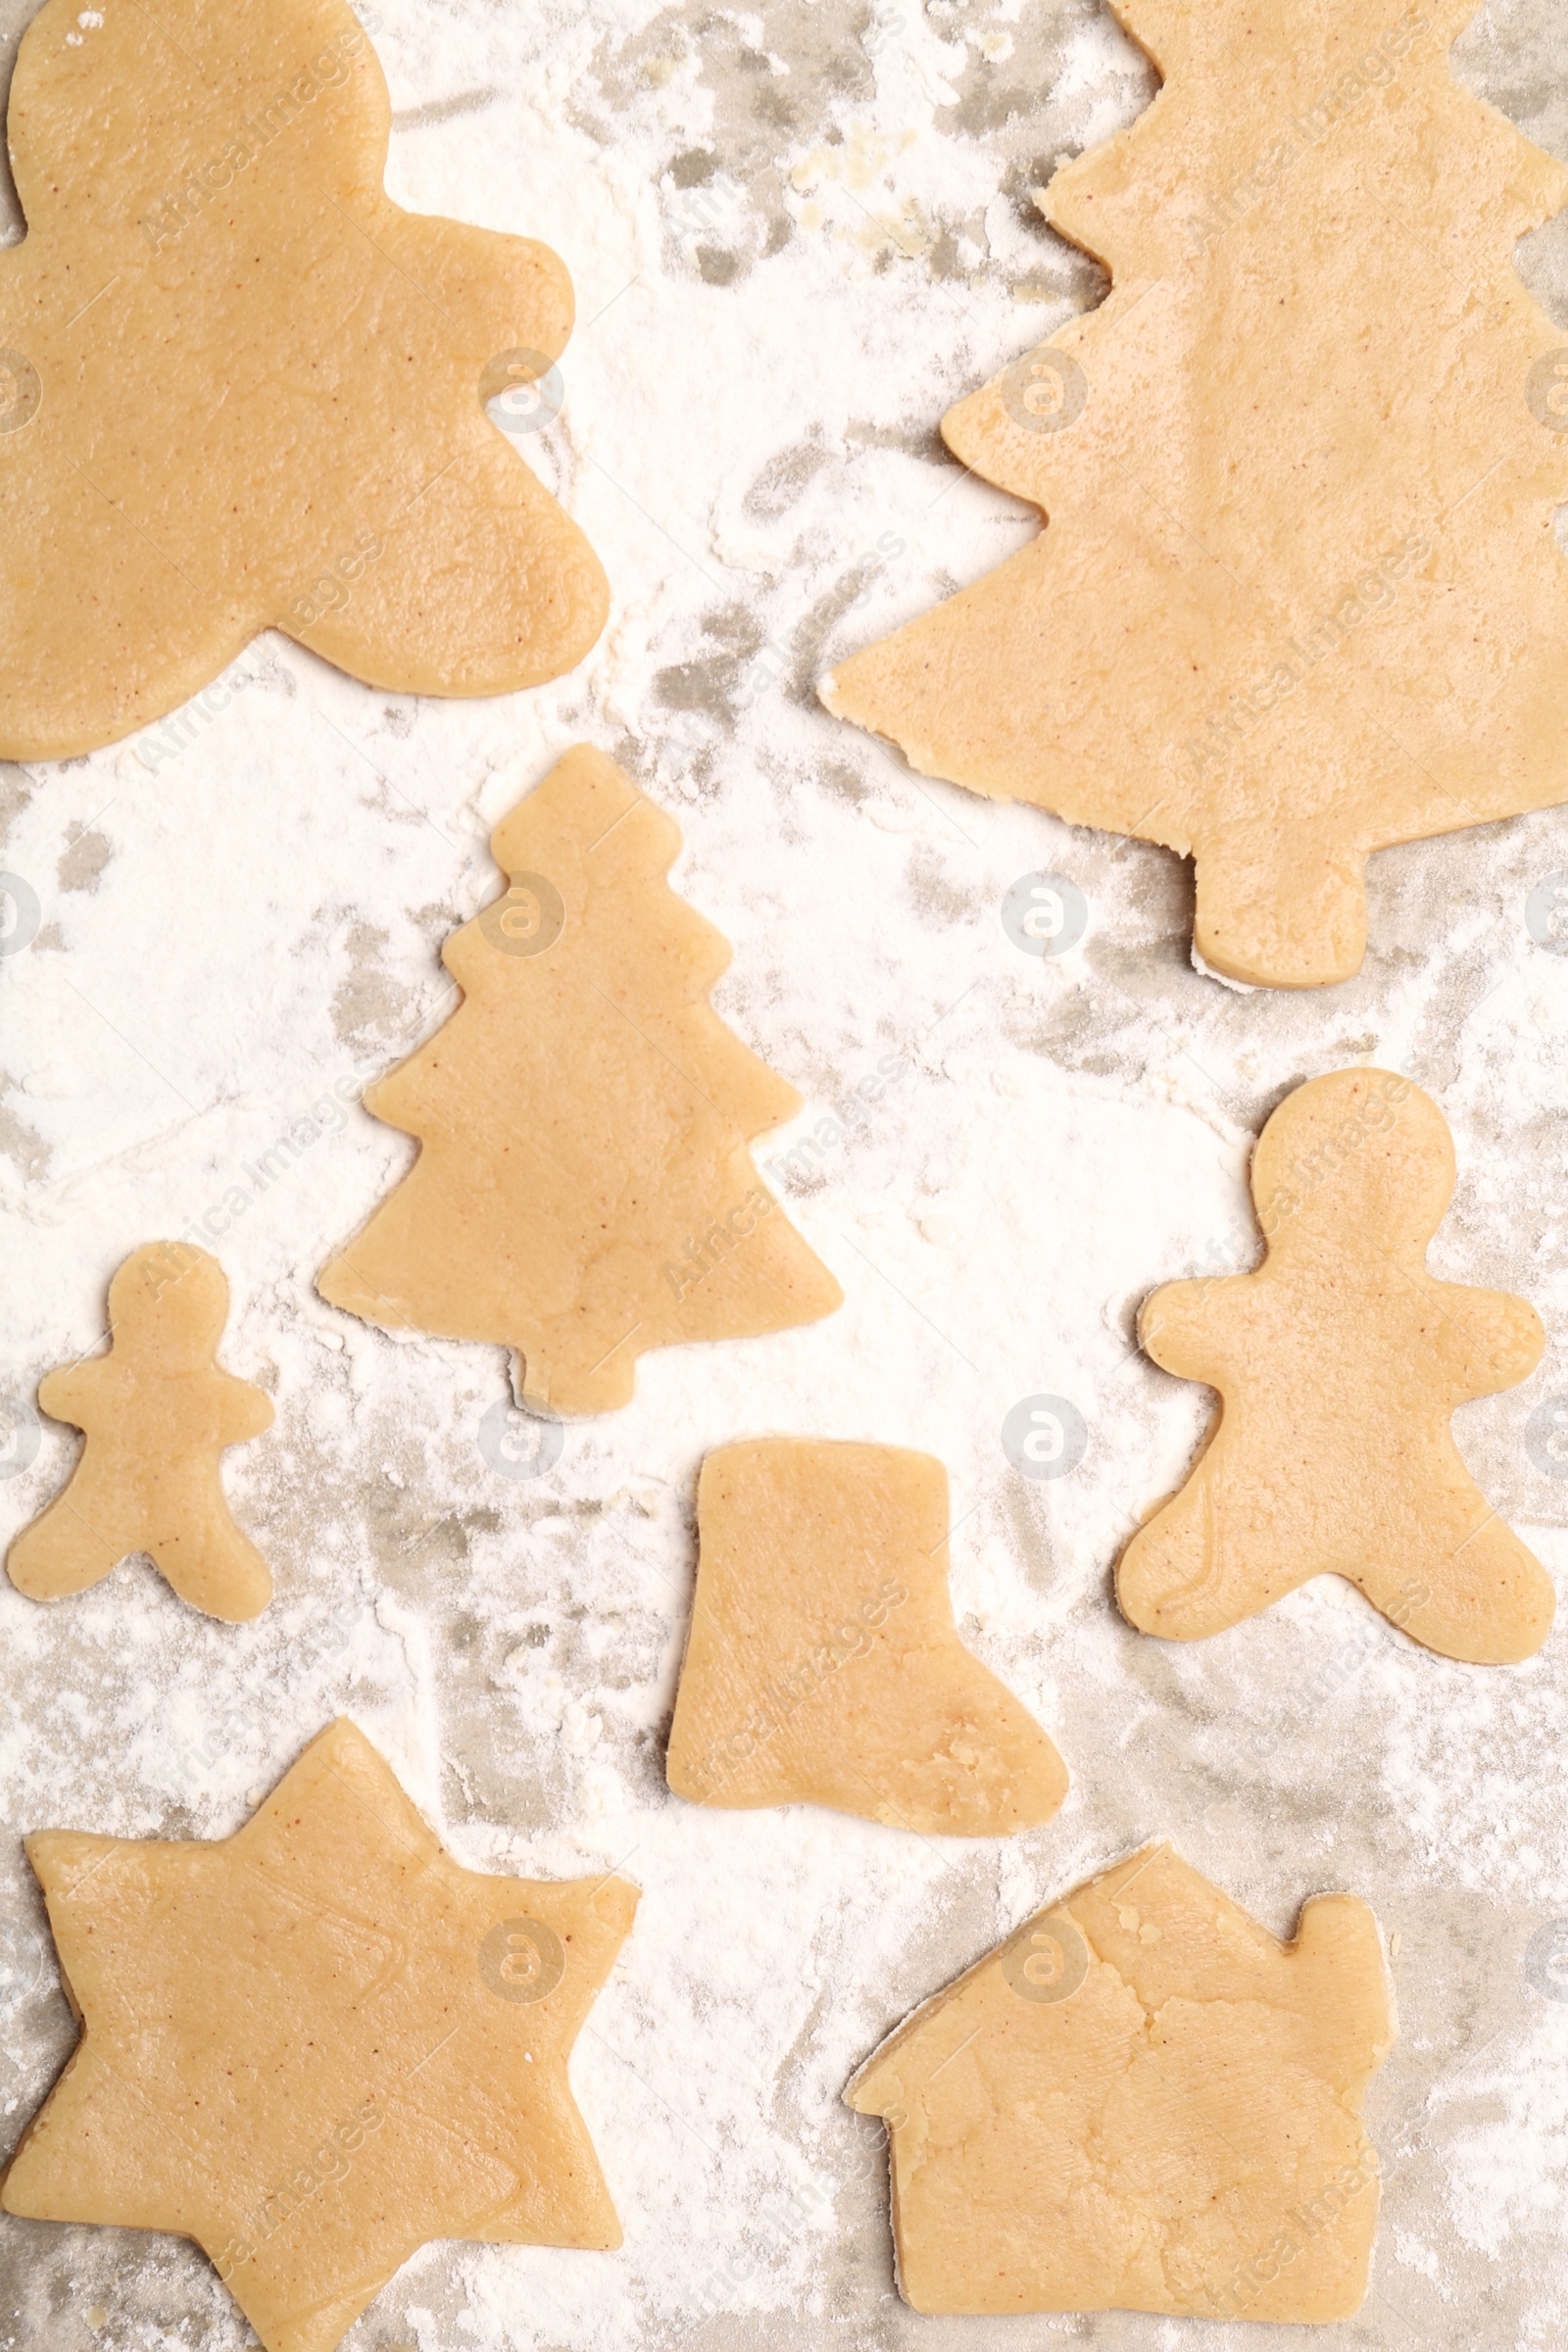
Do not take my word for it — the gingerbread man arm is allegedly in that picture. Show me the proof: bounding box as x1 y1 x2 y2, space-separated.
1137 1276 1248 1384
206 1370 275 1446
35 1360 118 1427
1419 1283 1544 1401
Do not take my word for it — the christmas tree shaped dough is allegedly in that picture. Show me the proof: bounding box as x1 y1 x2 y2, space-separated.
846 1842 1393 2320
8 1242 275 1622
0 0 607 760
666 1439 1066 1835
1119 1069 1552 1664
318 746 843 1413
0 1718 639 2352
821 0 1568 987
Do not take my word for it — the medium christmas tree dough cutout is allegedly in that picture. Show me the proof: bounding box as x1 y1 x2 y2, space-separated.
8 1242 275 1623
1 1718 639 2352
0 0 607 760
820 0 1568 987
1119 1069 1552 1663
847 1842 1393 2321
666 1439 1066 1835
318 746 842 1413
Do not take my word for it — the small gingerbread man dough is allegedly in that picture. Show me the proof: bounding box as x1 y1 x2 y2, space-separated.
0 0 607 759
8 1243 274 1622
1119 1070 1552 1664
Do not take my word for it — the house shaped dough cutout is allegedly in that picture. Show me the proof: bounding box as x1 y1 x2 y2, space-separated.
846 1842 1393 2321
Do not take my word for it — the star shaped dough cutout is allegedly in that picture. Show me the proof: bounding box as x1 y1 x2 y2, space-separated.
0 1719 639 2352
0 0 608 760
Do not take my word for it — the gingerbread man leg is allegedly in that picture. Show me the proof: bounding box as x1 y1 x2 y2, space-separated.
1368 1499 1555 1667
7 1486 135 1600
142 1467 273 1623
1117 1446 1300 1640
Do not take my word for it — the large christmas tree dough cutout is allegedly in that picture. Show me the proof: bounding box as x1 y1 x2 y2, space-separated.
1 1718 639 2352
8 1243 275 1622
821 0 1568 987
666 1440 1066 1835
0 0 607 760
1119 1069 1552 1663
846 1842 1393 2320
318 747 842 1413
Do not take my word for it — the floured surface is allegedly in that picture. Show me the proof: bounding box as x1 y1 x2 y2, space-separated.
1 0 1568 2347
847 1843 1393 2319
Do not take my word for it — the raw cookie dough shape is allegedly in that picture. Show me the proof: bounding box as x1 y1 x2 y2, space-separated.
318 746 843 1413
846 1841 1394 2321
1118 1068 1553 1664
0 0 608 761
819 0 1568 988
0 1718 640 2352
7 1242 275 1622
666 1439 1067 1835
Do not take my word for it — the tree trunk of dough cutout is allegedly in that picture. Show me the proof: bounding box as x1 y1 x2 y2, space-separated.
819 0 1568 989
0 0 608 761
665 1438 1067 1835
7 1242 275 1622
846 1841 1394 2321
1118 1068 1553 1663
0 1717 639 2352
318 746 843 1415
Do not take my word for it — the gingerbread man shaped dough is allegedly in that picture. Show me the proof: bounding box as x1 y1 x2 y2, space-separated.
1118 1070 1553 1665
8 1244 274 1622
0 0 607 759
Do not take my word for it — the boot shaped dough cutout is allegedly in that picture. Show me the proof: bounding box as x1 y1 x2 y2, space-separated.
666 1438 1068 1835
